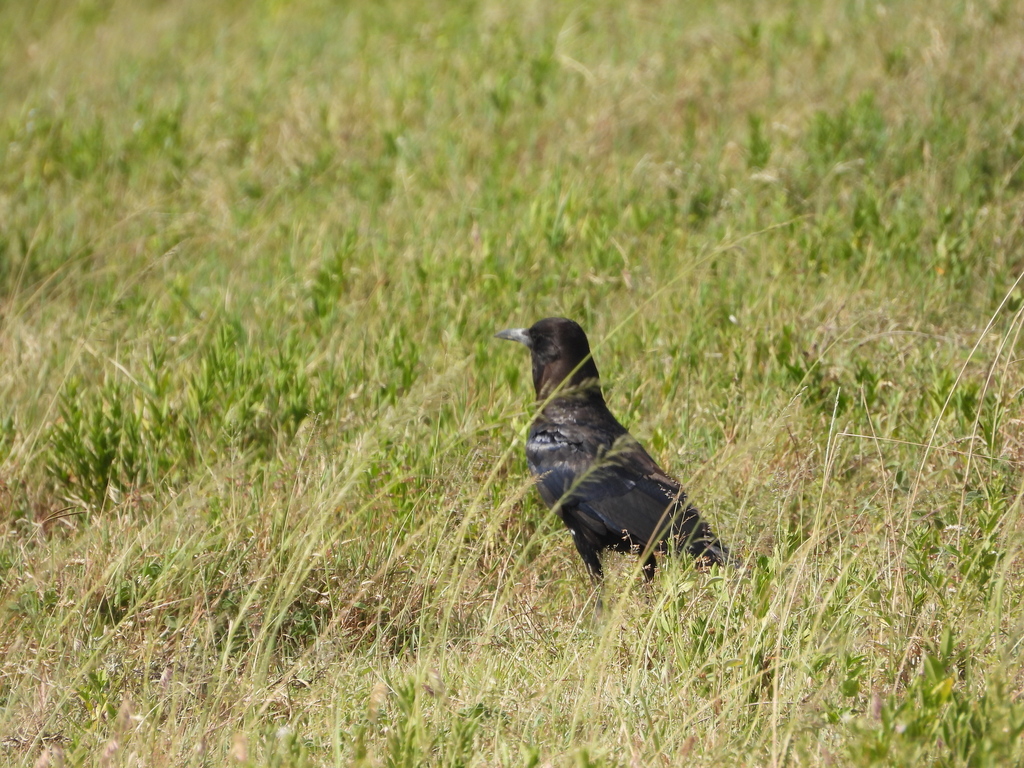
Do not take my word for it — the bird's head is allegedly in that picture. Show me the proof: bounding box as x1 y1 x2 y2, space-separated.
495 317 603 401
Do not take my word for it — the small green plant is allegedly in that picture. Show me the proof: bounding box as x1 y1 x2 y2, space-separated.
747 113 771 169
850 630 1024 765
308 229 360 322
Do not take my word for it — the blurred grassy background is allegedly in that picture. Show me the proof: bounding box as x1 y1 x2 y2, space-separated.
2 0 1023 765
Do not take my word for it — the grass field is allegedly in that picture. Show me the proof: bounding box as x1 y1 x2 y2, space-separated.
2 0 1024 765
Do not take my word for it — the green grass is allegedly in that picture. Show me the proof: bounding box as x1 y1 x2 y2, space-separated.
2 0 1024 765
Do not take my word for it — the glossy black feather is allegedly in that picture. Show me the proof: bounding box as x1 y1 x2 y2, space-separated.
497 317 731 580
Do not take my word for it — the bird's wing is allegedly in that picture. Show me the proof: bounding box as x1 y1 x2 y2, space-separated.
576 450 687 546
527 425 684 546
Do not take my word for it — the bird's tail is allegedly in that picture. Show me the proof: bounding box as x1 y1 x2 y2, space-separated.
674 512 738 567
690 537 736 567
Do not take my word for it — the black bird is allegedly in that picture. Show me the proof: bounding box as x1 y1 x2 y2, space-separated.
496 317 731 580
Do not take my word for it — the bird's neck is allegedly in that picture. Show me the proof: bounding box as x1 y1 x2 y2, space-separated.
534 378 607 411
532 357 601 401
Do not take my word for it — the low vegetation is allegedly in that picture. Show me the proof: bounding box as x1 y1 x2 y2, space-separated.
2 0 1023 765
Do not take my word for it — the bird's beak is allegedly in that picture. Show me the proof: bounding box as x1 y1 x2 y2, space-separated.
494 327 532 347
